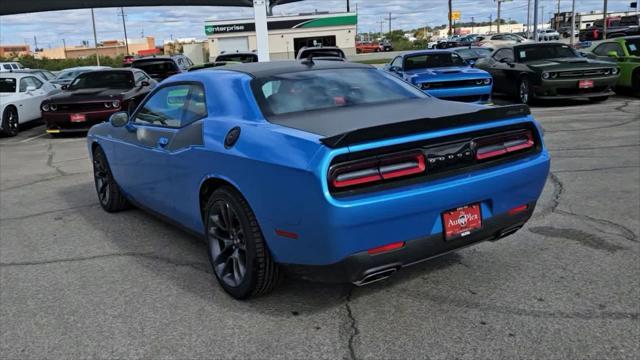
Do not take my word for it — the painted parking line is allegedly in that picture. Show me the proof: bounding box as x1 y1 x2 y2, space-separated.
18 133 48 143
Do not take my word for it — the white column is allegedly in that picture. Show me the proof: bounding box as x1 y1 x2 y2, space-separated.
253 0 270 62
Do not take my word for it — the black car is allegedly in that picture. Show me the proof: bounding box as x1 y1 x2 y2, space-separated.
131 54 193 81
296 46 346 61
41 69 157 134
475 43 619 104
214 52 259 63
450 46 494 65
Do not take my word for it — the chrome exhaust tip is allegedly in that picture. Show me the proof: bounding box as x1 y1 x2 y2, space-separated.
352 267 399 286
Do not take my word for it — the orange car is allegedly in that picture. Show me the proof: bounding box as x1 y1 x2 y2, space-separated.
356 42 383 53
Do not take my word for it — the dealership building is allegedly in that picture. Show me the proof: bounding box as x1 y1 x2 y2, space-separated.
204 12 357 60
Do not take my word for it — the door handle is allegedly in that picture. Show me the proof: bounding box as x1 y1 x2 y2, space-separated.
157 137 169 148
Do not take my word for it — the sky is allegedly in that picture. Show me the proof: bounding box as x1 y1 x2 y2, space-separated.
0 0 636 48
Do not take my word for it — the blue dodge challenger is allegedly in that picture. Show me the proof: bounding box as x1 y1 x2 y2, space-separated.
87 60 549 299
384 50 493 104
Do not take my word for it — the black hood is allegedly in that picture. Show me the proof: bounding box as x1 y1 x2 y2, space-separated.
47 87 130 103
526 57 614 71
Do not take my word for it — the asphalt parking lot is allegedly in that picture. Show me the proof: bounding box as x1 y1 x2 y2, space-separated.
1 96 638 359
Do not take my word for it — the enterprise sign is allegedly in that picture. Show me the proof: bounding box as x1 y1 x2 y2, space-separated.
206 23 256 34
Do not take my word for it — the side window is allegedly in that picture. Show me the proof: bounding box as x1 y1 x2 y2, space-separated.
3 64 11 70
391 56 403 68
134 84 205 128
593 44 608 56
494 49 514 62
19 77 41 91
134 71 148 84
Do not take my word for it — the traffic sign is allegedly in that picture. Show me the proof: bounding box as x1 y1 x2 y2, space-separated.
450 11 461 21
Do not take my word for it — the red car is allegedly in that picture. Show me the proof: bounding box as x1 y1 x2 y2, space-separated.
356 41 383 53
42 69 156 134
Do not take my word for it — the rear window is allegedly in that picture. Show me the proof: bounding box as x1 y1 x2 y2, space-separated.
215 54 258 63
298 49 345 59
253 68 426 116
404 53 466 70
132 60 179 77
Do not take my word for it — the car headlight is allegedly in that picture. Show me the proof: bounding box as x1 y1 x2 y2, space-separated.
483 78 492 85
542 72 550 79
112 100 121 108
50 104 57 111
612 67 619 75
104 102 112 108
41 104 50 112
550 72 558 79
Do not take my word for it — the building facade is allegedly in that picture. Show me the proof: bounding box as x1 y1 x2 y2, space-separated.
0 44 31 58
37 37 156 59
553 11 639 30
204 12 357 60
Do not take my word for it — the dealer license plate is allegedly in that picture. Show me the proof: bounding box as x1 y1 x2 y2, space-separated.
70 114 86 123
442 204 482 240
578 80 594 89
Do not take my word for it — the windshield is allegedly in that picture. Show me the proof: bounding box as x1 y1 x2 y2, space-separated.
516 44 577 62
0 78 17 93
69 71 134 89
625 38 639 56
132 60 179 77
404 53 467 70
55 70 85 81
254 68 426 116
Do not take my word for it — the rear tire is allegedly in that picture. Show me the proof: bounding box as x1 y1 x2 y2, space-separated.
1 107 19 137
92 146 130 212
205 186 281 299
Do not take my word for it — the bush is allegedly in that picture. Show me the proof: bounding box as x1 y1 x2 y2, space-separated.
0 54 125 71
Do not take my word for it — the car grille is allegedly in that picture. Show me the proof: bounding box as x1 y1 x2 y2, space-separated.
422 79 487 89
53 103 108 112
557 69 610 78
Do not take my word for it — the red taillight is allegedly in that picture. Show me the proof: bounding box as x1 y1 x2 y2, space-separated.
508 204 528 215
330 152 426 189
368 241 405 255
475 130 534 161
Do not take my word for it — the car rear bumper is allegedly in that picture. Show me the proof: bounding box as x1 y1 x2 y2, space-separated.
43 109 120 132
534 77 618 99
283 203 535 284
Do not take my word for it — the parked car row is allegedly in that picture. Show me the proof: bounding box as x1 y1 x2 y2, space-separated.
382 40 632 105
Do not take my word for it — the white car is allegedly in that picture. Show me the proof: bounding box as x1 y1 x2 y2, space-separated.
0 72 57 136
479 33 533 47
536 29 561 41
0 62 25 72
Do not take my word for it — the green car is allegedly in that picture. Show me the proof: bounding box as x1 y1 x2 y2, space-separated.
587 36 640 95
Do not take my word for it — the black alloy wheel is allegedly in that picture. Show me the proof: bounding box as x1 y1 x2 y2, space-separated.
518 77 532 105
205 187 280 299
1 107 19 137
92 146 129 212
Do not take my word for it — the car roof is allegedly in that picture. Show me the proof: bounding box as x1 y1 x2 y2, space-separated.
209 60 372 79
0 72 31 79
217 52 257 56
401 50 455 56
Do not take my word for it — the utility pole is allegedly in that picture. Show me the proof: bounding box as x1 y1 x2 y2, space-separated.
346 0 350 12
603 0 608 40
556 0 561 30
527 0 532 38
33 35 38 52
570 0 576 46
541 4 545 29
91 9 100 66
62 38 67 58
378 20 385 39
471 16 475 33
533 0 539 41
386 12 396 35
489 14 493 33
497 0 502 33
119 7 130 55
448 0 453 36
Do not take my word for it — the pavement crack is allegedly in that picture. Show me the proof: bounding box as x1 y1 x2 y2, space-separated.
544 117 639 133
554 165 640 173
529 226 626 252
344 287 360 360
0 252 212 274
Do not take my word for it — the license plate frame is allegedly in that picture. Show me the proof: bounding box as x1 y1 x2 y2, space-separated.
442 203 483 241
70 114 86 123
578 79 594 89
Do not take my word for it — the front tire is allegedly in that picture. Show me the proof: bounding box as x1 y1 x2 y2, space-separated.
1 107 19 137
518 77 534 105
205 186 281 299
92 146 130 212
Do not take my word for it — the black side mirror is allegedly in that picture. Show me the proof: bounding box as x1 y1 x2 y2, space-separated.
389 66 402 73
140 80 150 87
109 112 129 127
61 84 68 90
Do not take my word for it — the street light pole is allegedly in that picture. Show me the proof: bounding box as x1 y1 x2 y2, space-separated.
603 0 608 40
119 7 130 55
448 0 453 36
527 0 532 38
533 0 539 41
91 8 100 66
497 0 502 33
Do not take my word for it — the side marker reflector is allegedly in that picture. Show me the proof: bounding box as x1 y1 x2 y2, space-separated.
508 204 528 216
275 229 299 239
368 241 405 255
46 129 61 134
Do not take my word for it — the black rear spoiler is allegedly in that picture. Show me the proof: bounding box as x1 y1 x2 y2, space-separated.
320 104 531 148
